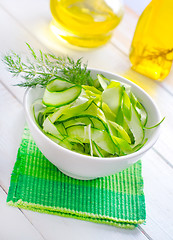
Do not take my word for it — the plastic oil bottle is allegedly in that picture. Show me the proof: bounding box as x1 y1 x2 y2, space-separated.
50 0 123 48
129 0 173 81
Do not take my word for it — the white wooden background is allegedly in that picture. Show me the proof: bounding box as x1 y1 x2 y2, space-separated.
0 0 173 239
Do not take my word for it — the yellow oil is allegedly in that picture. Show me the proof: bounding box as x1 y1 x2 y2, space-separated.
50 0 123 48
129 0 173 81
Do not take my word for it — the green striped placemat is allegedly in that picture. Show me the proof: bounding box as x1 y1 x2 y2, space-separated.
7 127 146 229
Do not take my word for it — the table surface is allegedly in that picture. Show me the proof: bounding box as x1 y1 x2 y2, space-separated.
0 1 173 240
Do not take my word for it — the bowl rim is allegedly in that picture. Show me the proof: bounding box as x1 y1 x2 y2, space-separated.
24 68 162 162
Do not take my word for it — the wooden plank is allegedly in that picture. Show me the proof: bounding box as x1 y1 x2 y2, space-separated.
22 210 148 240
0 2 49 102
111 6 138 55
0 83 24 190
141 150 173 240
0 187 44 240
125 0 151 15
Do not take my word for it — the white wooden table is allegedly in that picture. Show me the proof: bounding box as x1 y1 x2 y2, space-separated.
0 1 173 239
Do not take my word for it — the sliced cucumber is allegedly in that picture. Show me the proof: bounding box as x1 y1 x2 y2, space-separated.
58 137 73 150
102 84 122 115
102 102 116 122
82 85 102 95
112 136 133 155
91 128 119 155
54 122 67 136
57 99 92 121
63 116 92 128
130 92 148 126
44 132 62 144
97 74 110 90
125 106 144 147
66 125 89 144
42 106 56 116
66 125 118 155
108 120 131 143
72 143 85 155
37 112 45 127
43 117 63 139
122 91 132 121
47 78 73 92
107 81 121 89
43 85 82 107
92 141 110 158
49 105 71 123
87 124 93 156
45 132 73 150
83 90 101 105
88 115 107 130
58 114 107 131
65 136 84 146
84 102 106 123
33 73 160 158
58 100 106 123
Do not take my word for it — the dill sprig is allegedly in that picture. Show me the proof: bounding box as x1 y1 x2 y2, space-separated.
2 43 94 87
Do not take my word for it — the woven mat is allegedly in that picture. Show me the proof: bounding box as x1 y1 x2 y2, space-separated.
7 127 146 229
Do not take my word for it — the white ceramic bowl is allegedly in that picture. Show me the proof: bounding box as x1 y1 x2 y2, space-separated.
24 69 161 180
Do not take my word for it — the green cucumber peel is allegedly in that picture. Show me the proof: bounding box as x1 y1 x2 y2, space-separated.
143 117 165 129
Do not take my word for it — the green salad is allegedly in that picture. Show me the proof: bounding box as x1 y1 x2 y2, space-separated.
3 44 163 158
33 75 150 157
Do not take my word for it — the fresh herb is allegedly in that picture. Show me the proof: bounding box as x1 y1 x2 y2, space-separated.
2 43 94 88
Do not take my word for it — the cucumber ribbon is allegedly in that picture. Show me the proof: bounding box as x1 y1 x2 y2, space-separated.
33 75 163 157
